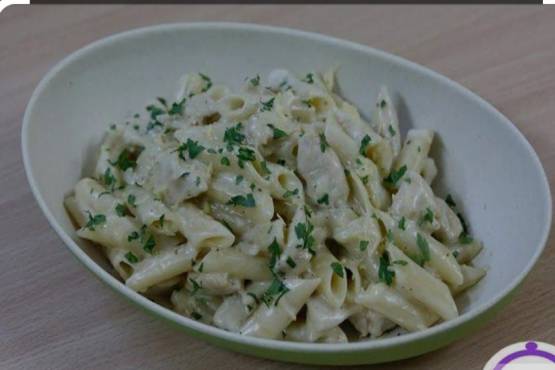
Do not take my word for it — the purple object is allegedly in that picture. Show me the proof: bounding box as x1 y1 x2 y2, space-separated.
494 342 555 369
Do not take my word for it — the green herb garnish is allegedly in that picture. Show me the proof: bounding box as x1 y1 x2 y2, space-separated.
359 240 369 252
330 262 344 278
125 251 138 264
378 251 395 286
85 211 106 231
359 134 372 156
227 193 256 208
260 97 275 112
267 124 287 139
319 133 328 153
317 193 329 205
384 165 407 187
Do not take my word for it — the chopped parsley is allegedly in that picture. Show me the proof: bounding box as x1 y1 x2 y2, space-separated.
330 262 344 278
223 123 246 148
384 165 407 187
227 193 256 208
168 98 186 116
267 124 287 139
143 234 156 254
191 312 203 320
102 167 117 190
459 233 473 245
392 260 408 266
283 188 299 198
301 99 312 108
261 278 289 307
416 233 431 265
361 175 369 185
386 229 394 242
158 214 165 228
419 208 434 226
359 240 369 252
146 104 165 121
85 212 106 231
359 135 372 156
189 278 202 295
125 251 138 264
388 125 396 137
260 97 275 112
378 251 395 286
268 238 281 270
199 73 212 92
198 262 204 273
220 156 231 166
127 231 139 242
260 161 272 175
295 222 316 255
195 176 201 187
110 148 138 171
115 203 128 217
249 74 260 87
303 73 314 84
235 175 244 185
177 139 205 160
319 133 328 153
398 216 406 230
237 147 256 168
379 99 387 108
317 193 329 206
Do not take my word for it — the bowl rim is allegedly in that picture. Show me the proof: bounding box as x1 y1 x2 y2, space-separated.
21 21 552 353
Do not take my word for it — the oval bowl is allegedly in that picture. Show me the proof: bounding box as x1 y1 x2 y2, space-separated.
21 23 551 365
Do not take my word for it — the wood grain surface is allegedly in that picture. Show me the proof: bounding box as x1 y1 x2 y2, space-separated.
1 5 554 370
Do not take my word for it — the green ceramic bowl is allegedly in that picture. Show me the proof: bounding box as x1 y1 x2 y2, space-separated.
22 23 552 365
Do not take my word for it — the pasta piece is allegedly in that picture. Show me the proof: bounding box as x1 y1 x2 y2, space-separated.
393 129 434 175
126 243 197 292
200 248 273 281
450 265 486 296
174 202 235 251
378 211 464 286
311 247 348 308
357 282 436 332
187 272 242 296
372 86 401 156
240 278 320 339
213 293 251 332
296 130 349 207
386 243 458 320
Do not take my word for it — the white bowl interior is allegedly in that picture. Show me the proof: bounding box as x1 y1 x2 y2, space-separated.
23 23 551 353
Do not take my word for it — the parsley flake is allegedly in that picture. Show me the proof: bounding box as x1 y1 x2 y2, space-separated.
227 193 256 208
267 124 288 139
398 216 406 230
359 240 369 252
416 234 431 265
317 193 329 205
384 165 407 187
261 278 289 307
85 212 106 231
319 133 328 153
125 251 138 264
330 262 344 278
260 97 275 112
378 251 395 285
359 135 372 156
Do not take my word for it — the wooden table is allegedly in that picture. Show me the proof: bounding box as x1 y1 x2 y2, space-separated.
1 5 554 369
